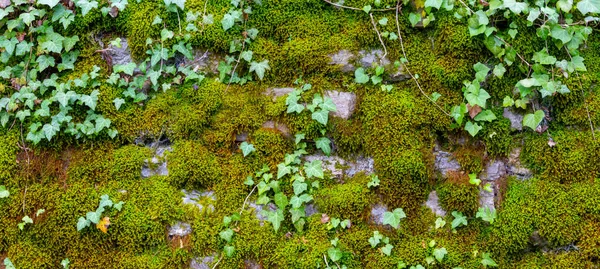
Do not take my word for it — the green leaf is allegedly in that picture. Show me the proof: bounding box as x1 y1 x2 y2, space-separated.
381 244 394 256
371 75 383 85
367 175 380 188
239 142 255 157
409 13 421 27
42 123 60 141
424 0 443 9
114 62 136 76
473 62 490 82
219 228 234 242
267 209 284 232
570 55 587 71
481 252 499 267
474 110 496 122
292 180 307 196
304 160 324 179
468 173 481 186
550 25 572 44
504 0 528 14
0 185 9 198
113 201 124 211
160 28 174 41
382 208 406 229
77 216 90 231
37 55 56 72
152 15 163 25
39 0 61 7
63 36 79 52
435 217 446 229
362 5 372 13
311 110 329 125
577 0 600 15
378 17 388 25
523 110 545 130
451 211 468 229
113 98 125 110
327 247 343 262
464 121 482 137
41 39 63 54
451 104 467 124
221 13 236 31
4 258 16 269
249 60 270 80
476 207 497 224
80 90 99 110
277 163 291 179
164 0 186 9
433 247 447 262
557 0 573 12
319 97 336 112
532 49 557 65
61 258 70 269
354 67 369 84
274 193 288 209
76 0 99 16
315 137 331 156
493 63 506 78
502 96 514 107
240 50 253 62
224 245 235 257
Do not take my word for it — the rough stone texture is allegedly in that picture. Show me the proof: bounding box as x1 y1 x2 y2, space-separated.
190 255 216 269
235 132 248 142
304 154 375 179
141 141 172 178
479 186 495 210
503 108 524 131
263 87 295 101
359 49 391 68
370 203 388 225
325 90 357 120
182 190 216 213
305 203 319 217
425 191 446 217
388 63 411 82
244 260 262 269
109 38 133 66
328 50 356 72
168 221 192 237
249 202 277 226
482 160 508 181
261 121 291 137
433 144 461 177
181 50 222 75
507 148 533 180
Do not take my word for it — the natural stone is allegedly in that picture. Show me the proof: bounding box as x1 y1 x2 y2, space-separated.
263 87 295 101
507 148 533 180
190 255 217 269
325 90 356 120
249 202 277 226
261 121 291 137
425 191 446 217
141 140 172 178
503 108 524 131
433 144 461 177
370 203 388 225
182 190 216 213
328 50 356 72
181 50 222 75
479 186 495 211
235 132 248 142
303 154 375 179
481 160 507 181
109 38 133 66
358 49 391 68
168 221 192 237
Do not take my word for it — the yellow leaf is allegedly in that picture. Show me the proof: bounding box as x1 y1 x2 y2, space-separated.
96 217 110 233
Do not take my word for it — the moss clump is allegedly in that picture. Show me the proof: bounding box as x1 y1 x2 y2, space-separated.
168 140 221 189
454 145 484 174
314 173 375 221
522 130 600 183
125 1 165 59
0 130 19 185
480 114 515 157
251 128 293 167
111 145 152 183
66 144 115 185
437 182 479 216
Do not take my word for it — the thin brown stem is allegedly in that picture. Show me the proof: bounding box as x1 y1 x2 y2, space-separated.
395 0 407 60
322 0 396 12
369 13 388 65
239 185 257 216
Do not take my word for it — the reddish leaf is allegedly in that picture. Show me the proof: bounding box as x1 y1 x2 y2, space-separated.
467 104 482 119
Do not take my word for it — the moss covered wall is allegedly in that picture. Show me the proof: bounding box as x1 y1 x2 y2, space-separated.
0 0 599 268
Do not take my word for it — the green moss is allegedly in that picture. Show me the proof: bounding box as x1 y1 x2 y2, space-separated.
522 130 600 183
437 182 479 216
314 173 375 221
126 1 165 60
66 144 115 185
168 140 222 189
0 130 19 185
111 145 152 183
454 145 484 174
251 128 293 167
480 113 515 157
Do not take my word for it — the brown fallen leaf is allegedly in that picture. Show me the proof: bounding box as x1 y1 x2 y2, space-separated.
320 213 330 224
467 104 482 119
547 139 556 147
97 217 110 233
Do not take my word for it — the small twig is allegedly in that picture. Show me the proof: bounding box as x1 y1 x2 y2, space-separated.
211 256 223 269
239 185 257 215
22 185 27 214
395 0 407 60
322 0 396 12
323 254 330 268
176 10 182 34
369 12 387 65
405 67 452 117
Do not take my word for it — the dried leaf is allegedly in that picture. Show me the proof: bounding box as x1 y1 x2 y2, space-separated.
320 213 330 224
467 104 482 119
96 217 110 233
547 139 556 147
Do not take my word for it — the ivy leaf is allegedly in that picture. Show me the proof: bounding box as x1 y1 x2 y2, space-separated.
354 67 369 84
378 17 388 25
469 173 481 186
304 160 324 179
76 0 99 16
37 55 56 72
476 207 497 224
219 228 234 242
424 0 443 9
532 49 557 65
550 25 572 44
77 216 90 231
113 98 125 110
523 110 545 130
473 62 490 82
249 60 270 80
267 209 284 232
221 13 236 31
381 244 394 256
435 217 446 229
240 50 253 62
277 163 291 179
557 0 573 12
362 5 371 13
570 55 587 71
474 110 496 122
493 63 506 78
164 0 186 9
292 180 307 196
315 137 331 156
504 0 528 14
274 193 288 209
239 142 256 157
382 208 406 229
319 97 336 112
409 13 422 27
202 14 214 25
0 185 9 198
451 211 468 229
80 90 99 110
577 0 600 15
311 110 329 125
42 123 60 141
114 62 136 76
464 121 482 137
433 247 447 262
327 247 343 262
3 258 15 269
41 39 63 54
39 0 61 8
224 245 235 257
63 36 79 52
481 252 499 267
